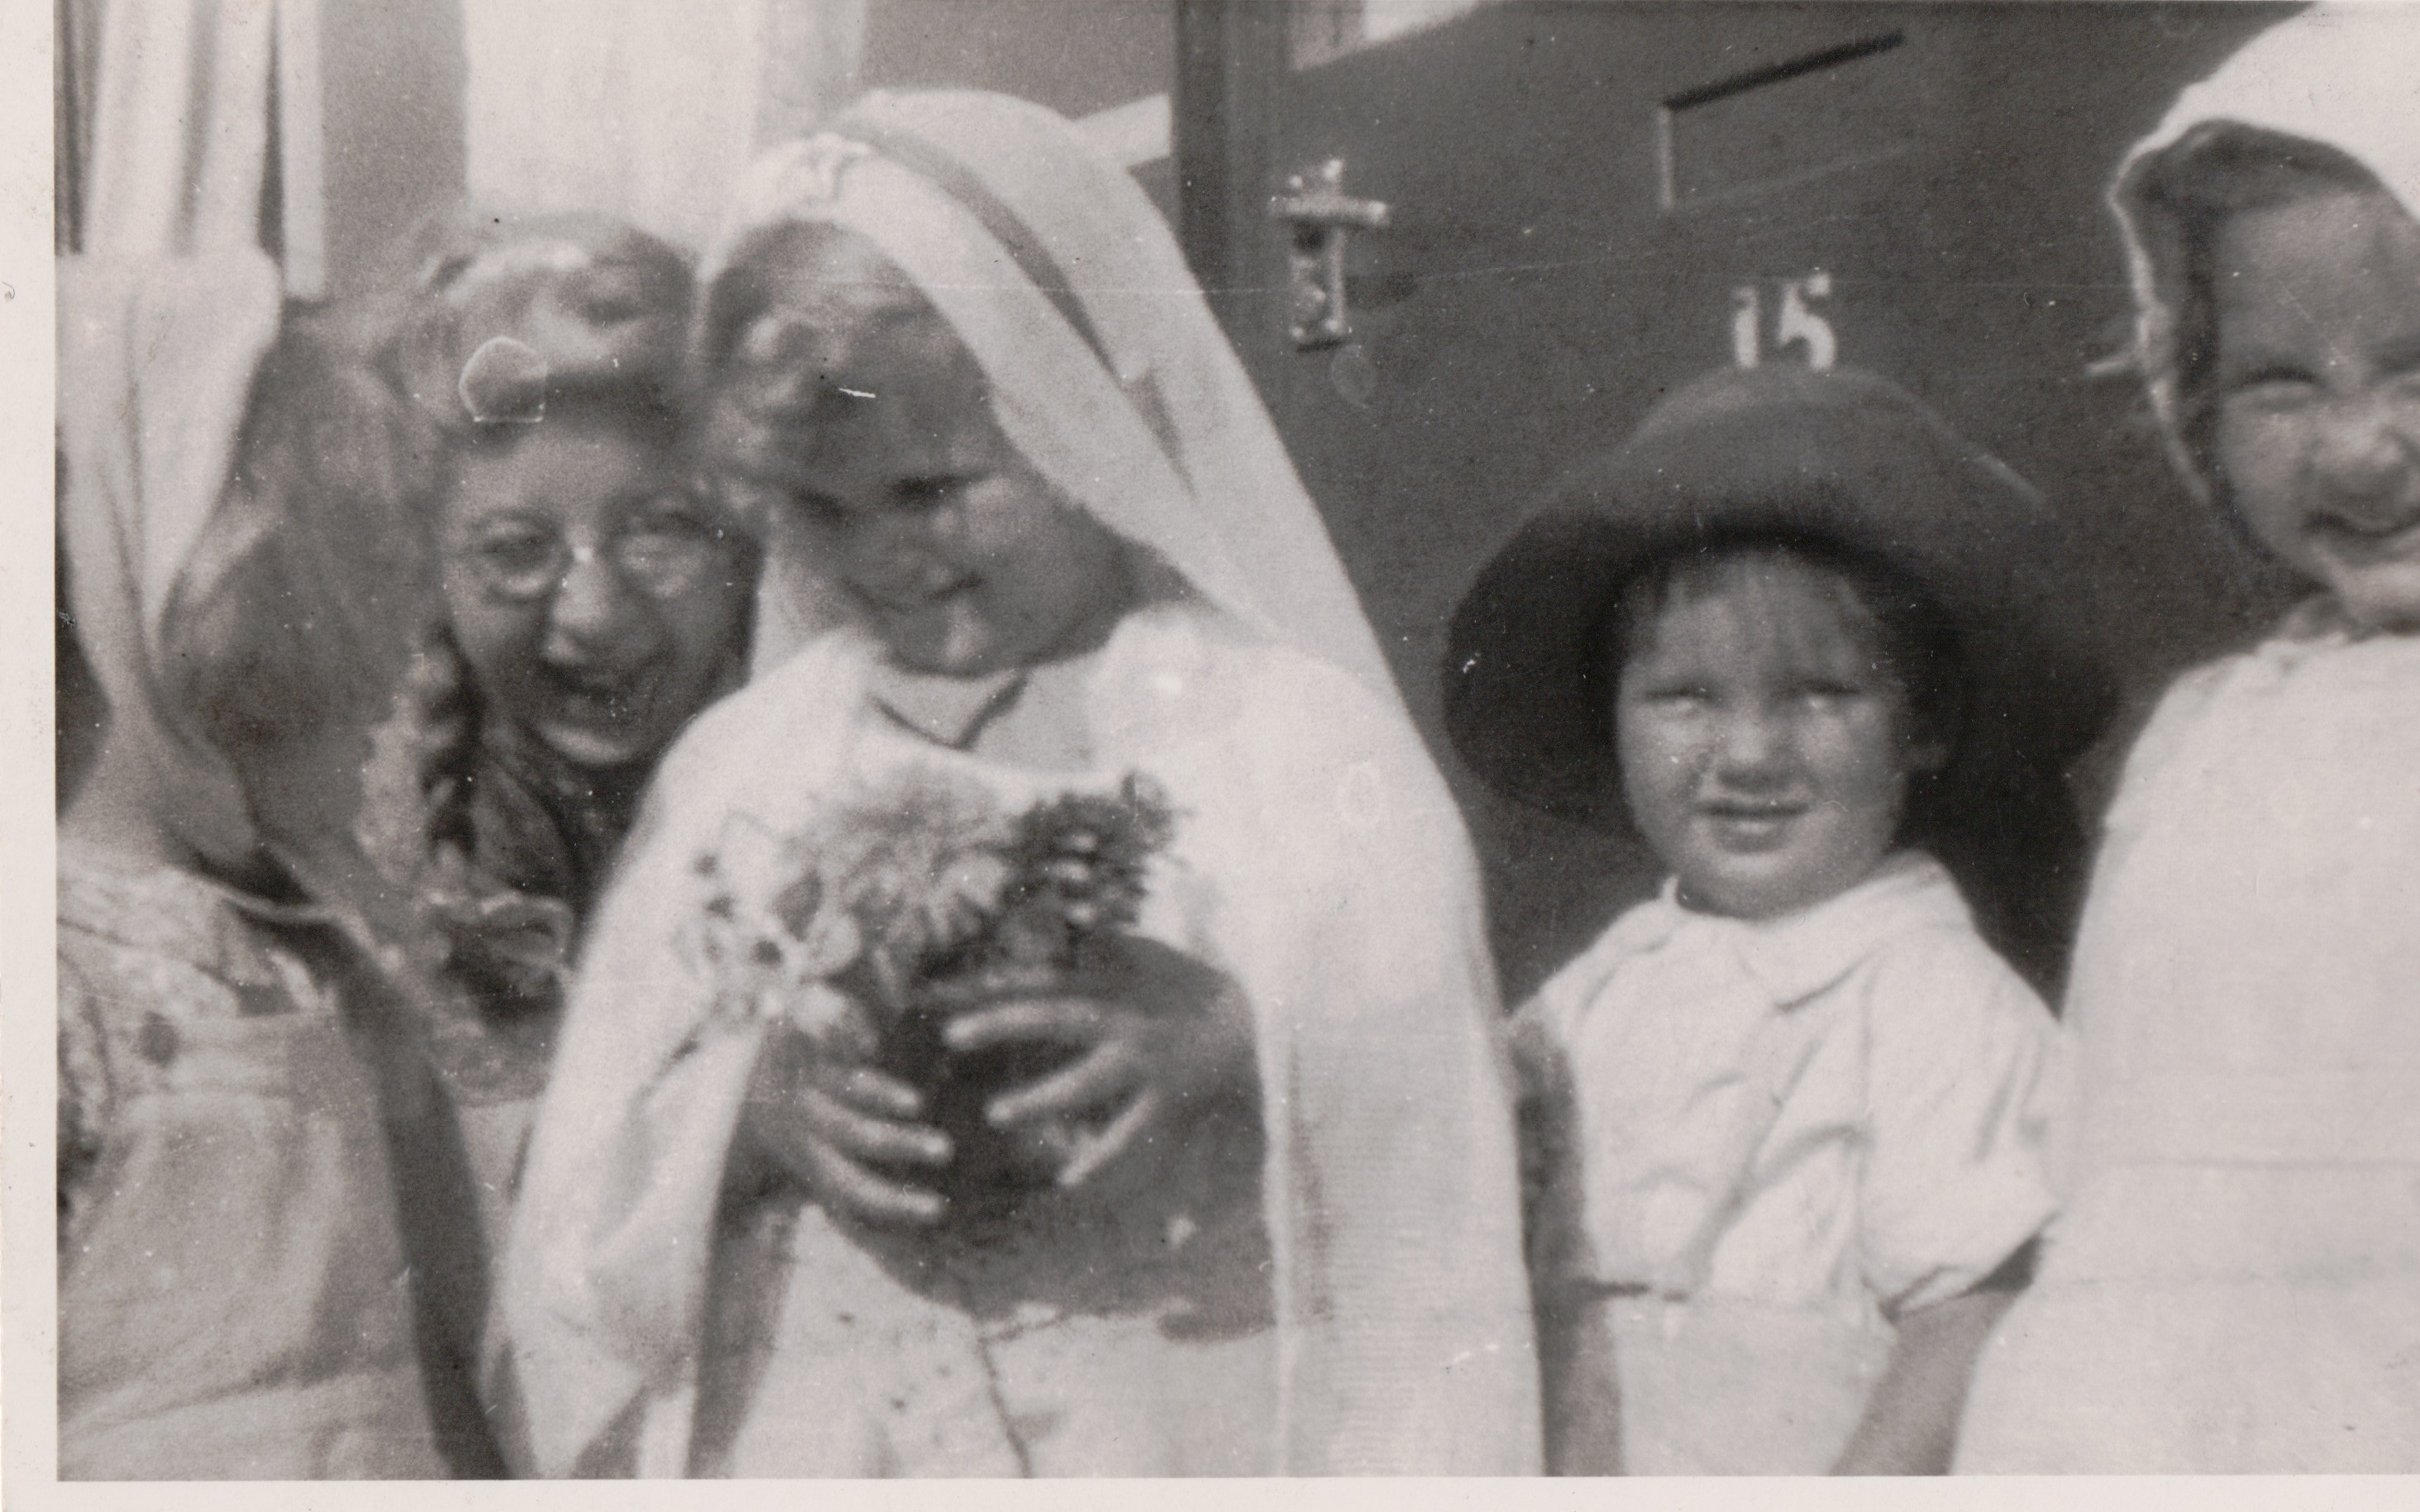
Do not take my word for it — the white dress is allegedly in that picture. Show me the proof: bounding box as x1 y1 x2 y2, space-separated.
1520 853 2061 1474
497 601 1539 1476
1956 621 2420 1471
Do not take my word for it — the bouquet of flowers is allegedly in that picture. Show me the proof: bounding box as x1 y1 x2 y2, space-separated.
680 765 1179 1214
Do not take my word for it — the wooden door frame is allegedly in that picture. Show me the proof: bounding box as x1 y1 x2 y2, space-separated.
1173 0 1291 388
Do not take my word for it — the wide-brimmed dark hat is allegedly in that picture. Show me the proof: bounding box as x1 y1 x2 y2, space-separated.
1442 364 2116 830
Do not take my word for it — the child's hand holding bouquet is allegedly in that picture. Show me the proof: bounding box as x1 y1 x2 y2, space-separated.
933 931 1256 1195
685 766 1233 1228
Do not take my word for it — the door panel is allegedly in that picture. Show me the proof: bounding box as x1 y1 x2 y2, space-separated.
1185 2 2297 999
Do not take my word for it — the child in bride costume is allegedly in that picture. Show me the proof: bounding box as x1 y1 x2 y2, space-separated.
493 90 1540 1477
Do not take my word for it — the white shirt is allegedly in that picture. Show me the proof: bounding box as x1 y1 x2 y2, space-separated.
1519 852 2061 1324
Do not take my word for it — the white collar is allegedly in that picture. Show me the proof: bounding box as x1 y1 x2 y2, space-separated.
1618 852 1974 1007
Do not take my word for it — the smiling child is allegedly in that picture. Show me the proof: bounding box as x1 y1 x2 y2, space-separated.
361 211 757 1257
1445 364 2113 1474
1954 9 2420 1471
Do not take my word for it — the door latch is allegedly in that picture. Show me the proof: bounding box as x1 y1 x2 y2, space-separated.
1270 159 1391 350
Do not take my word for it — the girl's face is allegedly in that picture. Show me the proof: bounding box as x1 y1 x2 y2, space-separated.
759 310 1134 679
2209 189 2420 630
1615 551 1944 921
443 418 750 770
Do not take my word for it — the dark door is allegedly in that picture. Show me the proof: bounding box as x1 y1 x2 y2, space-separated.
1179 0 2297 999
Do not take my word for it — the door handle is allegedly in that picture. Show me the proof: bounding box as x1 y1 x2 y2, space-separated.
1270 159 1391 350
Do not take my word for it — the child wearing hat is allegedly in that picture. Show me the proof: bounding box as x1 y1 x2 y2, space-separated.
1954 8 2420 1472
1444 363 2113 1474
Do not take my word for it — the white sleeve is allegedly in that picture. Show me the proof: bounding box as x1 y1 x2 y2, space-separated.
1856 929 2061 1314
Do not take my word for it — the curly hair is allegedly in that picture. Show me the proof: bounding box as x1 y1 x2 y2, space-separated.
374 208 699 797
359 209 736 1047
690 218 940 510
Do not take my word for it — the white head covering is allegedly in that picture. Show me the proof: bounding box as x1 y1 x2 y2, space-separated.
697 88 1402 707
57 250 285 866
496 93 1539 1477
2109 4 2420 502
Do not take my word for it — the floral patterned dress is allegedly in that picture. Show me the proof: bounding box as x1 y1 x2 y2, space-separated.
58 841 498 1478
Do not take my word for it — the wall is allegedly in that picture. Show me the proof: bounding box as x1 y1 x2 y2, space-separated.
860 0 1172 120
320 0 467 298
859 0 1178 211
303 0 1176 286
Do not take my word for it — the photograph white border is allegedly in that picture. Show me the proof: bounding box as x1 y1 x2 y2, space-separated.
6 3 2418 1510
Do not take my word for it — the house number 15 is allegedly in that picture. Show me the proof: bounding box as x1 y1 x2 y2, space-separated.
1730 271 1837 370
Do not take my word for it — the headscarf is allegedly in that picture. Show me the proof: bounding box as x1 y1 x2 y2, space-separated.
2109 4 2420 503
56 250 284 867
694 88 1401 706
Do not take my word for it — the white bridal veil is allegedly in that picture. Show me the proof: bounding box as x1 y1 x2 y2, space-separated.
704 89 1405 704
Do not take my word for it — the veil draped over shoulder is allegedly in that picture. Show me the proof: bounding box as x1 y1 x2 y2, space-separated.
497 91 1539 1477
